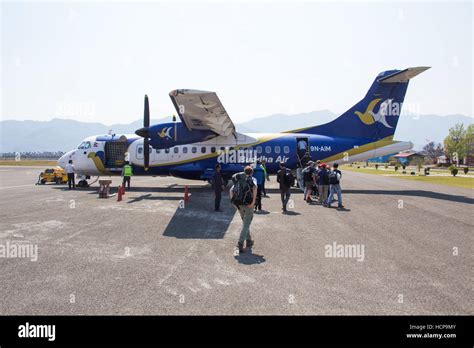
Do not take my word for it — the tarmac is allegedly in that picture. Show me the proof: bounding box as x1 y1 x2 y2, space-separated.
0 166 472 315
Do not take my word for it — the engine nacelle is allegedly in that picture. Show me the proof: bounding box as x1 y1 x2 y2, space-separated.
148 122 216 149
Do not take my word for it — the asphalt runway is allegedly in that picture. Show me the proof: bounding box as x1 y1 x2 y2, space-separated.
0 166 472 315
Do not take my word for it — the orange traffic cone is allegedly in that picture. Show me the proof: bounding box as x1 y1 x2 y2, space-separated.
121 185 125 195
117 185 123 202
184 185 189 203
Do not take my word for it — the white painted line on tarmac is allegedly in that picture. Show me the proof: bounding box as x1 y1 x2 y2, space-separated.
0 184 35 190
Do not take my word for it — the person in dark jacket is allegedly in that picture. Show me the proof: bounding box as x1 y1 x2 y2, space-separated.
212 164 225 211
276 162 294 213
252 161 266 211
318 163 330 206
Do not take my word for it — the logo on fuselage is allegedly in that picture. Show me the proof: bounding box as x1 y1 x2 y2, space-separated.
355 98 400 128
158 127 173 140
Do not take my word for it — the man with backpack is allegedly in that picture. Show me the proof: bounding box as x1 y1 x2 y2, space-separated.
252 161 266 211
276 162 295 213
302 161 316 203
230 166 257 253
327 163 344 209
318 163 330 206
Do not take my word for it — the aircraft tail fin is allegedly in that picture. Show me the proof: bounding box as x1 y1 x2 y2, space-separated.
295 67 430 140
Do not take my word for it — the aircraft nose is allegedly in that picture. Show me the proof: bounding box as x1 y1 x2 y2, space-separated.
57 154 66 168
58 151 72 169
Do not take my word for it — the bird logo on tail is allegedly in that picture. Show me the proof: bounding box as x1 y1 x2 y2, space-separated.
158 127 173 140
355 98 394 128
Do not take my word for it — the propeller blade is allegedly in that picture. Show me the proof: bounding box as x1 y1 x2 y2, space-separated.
144 138 150 171
144 95 150 128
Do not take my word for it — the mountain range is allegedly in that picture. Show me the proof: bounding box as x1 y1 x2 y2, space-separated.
1 112 472 153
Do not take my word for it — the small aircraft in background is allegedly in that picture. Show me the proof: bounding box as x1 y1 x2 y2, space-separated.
58 67 430 187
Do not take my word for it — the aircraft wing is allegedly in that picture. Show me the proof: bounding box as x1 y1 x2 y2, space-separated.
169 89 235 137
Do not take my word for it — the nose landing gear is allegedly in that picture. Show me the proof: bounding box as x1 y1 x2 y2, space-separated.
76 175 91 188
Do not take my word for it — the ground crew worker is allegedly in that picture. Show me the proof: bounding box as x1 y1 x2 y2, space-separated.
65 160 75 190
212 164 225 212
122 161 133 191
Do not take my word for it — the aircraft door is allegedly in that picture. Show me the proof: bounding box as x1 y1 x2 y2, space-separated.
104 136 128 169
296 137 310 167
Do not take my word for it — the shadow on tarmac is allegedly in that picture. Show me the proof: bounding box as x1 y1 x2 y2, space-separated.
344 189 473 205
234 248 266 265
163 191 236 239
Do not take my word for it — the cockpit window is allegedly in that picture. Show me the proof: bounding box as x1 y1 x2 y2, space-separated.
78 141 91 149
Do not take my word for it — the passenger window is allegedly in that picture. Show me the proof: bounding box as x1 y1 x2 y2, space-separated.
138 147 143 155
165 148 170 153
220 147 226 152
256 146 262 154
174 147 179 154
275 146 280 154
265 146 271 154
192 147 197 153
211 147 216 153
229 147 234 151
183 147 188 154
284 146 290 154
201 147 206 154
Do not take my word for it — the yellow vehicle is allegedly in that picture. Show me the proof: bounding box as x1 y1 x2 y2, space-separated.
37 167 68 185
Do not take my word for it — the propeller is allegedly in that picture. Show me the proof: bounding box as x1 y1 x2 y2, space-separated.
135 95 151 171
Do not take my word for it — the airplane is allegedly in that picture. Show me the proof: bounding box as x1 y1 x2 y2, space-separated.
58 66 430 187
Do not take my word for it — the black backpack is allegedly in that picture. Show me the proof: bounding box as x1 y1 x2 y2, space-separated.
328 171 338 185
303 167 313 181
283 170 295 187
231 172 253 206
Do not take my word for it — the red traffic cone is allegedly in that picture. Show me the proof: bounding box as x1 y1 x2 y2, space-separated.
117 185 123 202
184 185 189 203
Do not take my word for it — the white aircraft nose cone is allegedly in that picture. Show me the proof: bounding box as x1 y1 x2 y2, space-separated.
57 154 66 169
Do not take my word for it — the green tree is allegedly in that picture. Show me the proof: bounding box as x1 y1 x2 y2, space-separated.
464 124 474 163
444 124 467 165
422 141 444 163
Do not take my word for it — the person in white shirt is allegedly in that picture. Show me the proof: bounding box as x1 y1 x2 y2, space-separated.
65 160 76 190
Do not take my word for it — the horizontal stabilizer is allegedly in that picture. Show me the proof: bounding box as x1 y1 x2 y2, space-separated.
378 66 430 83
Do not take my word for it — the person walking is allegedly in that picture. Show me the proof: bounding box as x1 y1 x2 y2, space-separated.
276 162 295 213
327 163 344 209
318 163 330 206
230 166 257 253
261 159 270 197
212 164 225 212
121 161 133 191
302 161 316 203
65 160 76 190
252 161 266 211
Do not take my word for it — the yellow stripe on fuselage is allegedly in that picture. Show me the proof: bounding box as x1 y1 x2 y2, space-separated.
320 135 396 162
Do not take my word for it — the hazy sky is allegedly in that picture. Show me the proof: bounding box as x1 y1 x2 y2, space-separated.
2 0 472 125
